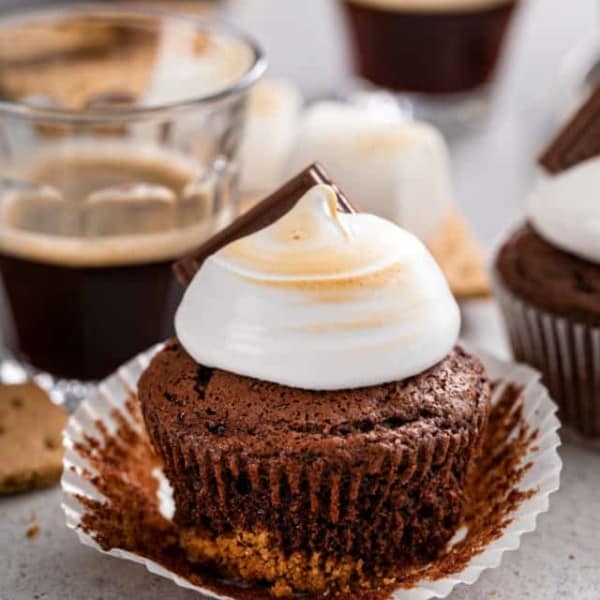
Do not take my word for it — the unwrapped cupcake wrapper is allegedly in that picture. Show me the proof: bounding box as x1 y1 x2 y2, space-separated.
491 268 600 442
61 343 561 600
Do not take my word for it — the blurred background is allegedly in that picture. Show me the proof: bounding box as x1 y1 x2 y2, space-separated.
230 0 596 243
0 0 600 243
0 0 597 243
222 0 598 243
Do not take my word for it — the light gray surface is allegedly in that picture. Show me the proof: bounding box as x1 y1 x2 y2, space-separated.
2 0 600 599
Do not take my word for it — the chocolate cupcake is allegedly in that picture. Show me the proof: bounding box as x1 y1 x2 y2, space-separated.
493 90 600 440
139 182 490 595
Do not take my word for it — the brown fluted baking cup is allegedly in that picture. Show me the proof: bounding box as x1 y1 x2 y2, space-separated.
61 344 561 599
491 262 600 444
150 406 482 573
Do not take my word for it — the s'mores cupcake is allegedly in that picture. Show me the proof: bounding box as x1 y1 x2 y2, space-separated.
138 170 490 596
493 87 600 440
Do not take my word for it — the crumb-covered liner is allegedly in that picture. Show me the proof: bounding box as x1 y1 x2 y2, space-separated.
61 343 561 600
491 238 600 445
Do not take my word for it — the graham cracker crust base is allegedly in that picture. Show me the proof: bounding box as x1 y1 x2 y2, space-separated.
181 529 371 598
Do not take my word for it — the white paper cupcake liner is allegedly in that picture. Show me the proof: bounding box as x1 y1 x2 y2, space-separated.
61 343 561 600
491 257 600 445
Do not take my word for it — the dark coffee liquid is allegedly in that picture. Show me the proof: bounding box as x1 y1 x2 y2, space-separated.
0 255 182 380
341 1 518 95
0 152 199 380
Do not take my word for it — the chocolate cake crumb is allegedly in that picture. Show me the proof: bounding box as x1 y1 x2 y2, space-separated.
74 382 537 599
26 524 40 539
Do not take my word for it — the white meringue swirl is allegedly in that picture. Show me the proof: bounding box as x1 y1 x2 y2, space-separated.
176 184 460 389
529 158 600 264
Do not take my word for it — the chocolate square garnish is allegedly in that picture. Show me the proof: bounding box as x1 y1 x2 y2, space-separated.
173 163 358 286
539 84 600 174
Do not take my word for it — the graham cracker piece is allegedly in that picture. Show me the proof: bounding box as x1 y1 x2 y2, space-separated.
539 84 600 174
427 209 490 300
0 383 67 495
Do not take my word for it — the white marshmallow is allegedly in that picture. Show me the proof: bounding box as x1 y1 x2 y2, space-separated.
143 24 255 105
287 101 454 242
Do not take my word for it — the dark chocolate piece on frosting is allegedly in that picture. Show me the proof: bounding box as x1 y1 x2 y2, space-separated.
173 163 358 286
539 84 600 174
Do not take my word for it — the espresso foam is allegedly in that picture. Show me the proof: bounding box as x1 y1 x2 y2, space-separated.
0 220 228 267
346 0 515 12
13 141 197 203
0 141 230 267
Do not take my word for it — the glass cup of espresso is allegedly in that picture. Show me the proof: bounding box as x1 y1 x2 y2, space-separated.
339 0 520 130
0 4 265 399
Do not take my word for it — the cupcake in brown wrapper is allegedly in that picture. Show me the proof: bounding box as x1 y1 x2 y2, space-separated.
139 341 490 595
493 224 600 439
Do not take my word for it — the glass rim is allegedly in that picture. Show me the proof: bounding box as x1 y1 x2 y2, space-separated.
0 2 267 123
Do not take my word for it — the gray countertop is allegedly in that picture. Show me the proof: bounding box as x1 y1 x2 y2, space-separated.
2 0 600 599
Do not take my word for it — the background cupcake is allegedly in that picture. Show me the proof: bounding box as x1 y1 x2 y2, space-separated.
493 87 600 439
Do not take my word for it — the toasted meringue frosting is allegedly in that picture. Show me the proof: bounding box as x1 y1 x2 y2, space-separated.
176 184 460 390
528 158 600 265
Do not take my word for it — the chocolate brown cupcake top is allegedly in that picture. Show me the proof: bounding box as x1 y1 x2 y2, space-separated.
139 340 489 458
496 223 600 326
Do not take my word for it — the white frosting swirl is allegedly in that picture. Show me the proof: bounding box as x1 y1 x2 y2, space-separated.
528 158 600 264
176 184 460 390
